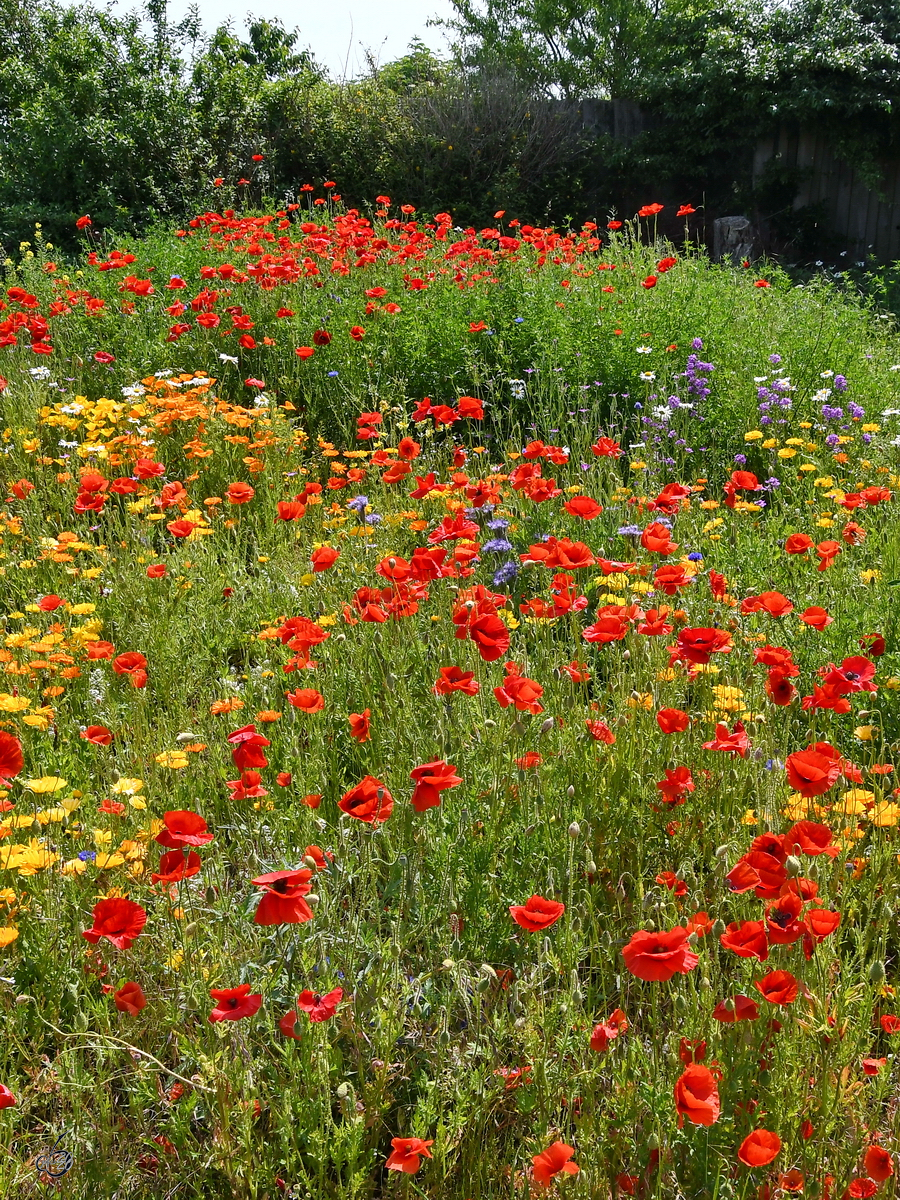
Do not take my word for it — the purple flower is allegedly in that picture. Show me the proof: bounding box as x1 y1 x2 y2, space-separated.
482 537 513 554
347 495 369 513
769 353 782 364
734 453 747 465
492 560 519 587
833 374 848 391
692 337 703 350
847 401 865 419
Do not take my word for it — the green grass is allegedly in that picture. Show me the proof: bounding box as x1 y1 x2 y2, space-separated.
0 202 899 1197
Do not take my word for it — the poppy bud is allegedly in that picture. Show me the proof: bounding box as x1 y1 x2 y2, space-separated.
539 718 554 735
302 855 318 870
711 919 727 937
674 992 688 1014
542 937 552 955
686 932 698 946
185 922 198 937
715 845 729 859
568 822 581 839
306 894 320 908
647 1134 660 1152
868 959 886 984
699 976 712 989
622 649 630 660
586 861 597 875
785 854 802 877
475 974 491 992
566 785 575 798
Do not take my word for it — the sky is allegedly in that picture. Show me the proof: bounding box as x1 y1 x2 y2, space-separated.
82 0 459 78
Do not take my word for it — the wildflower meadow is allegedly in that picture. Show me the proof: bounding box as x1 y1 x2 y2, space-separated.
1 193 900 1198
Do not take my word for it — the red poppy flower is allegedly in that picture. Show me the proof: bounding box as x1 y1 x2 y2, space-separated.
738 1129 781 1167
755 969 799 1005
114 981 147 1015
0 1085 16 1108
586 719 615 743
532 1141 579 1186
509 895 565 932
797 606 832 632
81 725 114 745
563 495 603 519
674 627 732 665
112 651 148 689
433 666 480 696
166 519 196 538
848 1179 878 1198
589 1008 628 1052
0 732 26 780
227 724 270 770
638 203 664 217
146 564 167 578
674 1064 720 1126
208 985 262 1023
785 533 813 554
347 709 371 743
804 905 840 943
702 721 749 757
622 927 699 981
786 746 842 797
864 1145 893 1182
152 849 202 885
82 897 147 950
656 766 695 805
156 810 214 848
252 869 314 925
641 521 678 555
467 612 511 661
297 986 343 1021
880 1015 900 1034
339 776 393 822
657 708 689 734
784 820 839 858
863 1057 886 1074
720 920 769 961
712 994 759 1023
286 688 325 713
494 662 544 714
386 1136 434 1174
409 760 462 812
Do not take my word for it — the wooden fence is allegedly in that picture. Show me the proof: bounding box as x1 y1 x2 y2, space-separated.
574 101 900 262
752 127 900 264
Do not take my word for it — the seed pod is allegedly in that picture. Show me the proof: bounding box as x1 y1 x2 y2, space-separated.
868 959 887 984
566 784 575 798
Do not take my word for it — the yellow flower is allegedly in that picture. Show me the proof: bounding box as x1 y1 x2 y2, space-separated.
762 438 778 449
741 809 758 825
22 776 67 794
0 695 29 713
0 927 18 947
777 448 797 459
781 793 809 820
110 777 143 796
629 461 647 471
862 423 880 433
855 726 875 741
627 693 654 710
872 802 900 827
744 430 763 441
798 463 816 472
154 751 189 769
860 570 881 584
94 852 126 869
